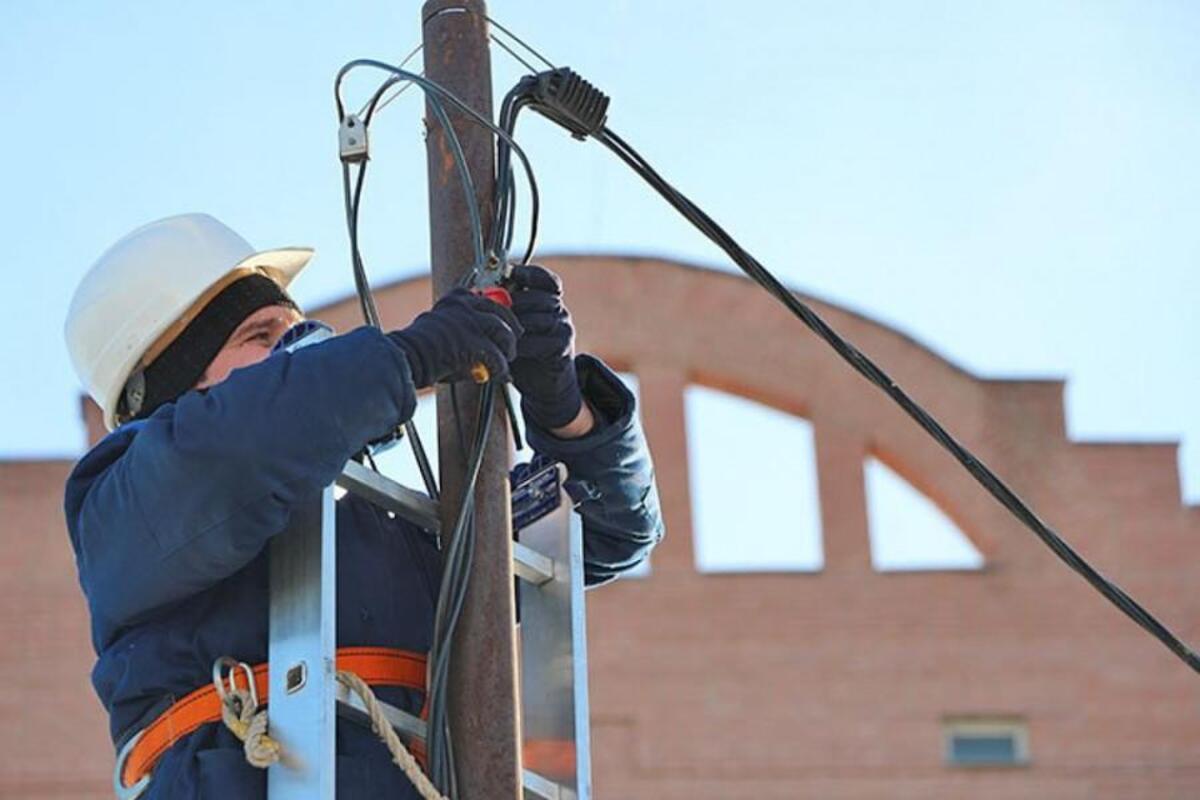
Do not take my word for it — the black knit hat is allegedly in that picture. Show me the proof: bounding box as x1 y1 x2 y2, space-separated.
118 273 298 423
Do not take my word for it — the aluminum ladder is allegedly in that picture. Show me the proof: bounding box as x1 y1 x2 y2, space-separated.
266 458 590 799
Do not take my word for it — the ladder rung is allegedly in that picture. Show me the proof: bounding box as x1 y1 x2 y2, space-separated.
335 687 427 742
513 541 555 586
338 460 441 532
338 693 568 799
522 768 565 799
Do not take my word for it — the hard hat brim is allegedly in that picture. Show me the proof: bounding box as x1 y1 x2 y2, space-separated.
233 246 314 290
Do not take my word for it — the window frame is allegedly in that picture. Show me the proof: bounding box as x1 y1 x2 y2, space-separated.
942 717 1030 768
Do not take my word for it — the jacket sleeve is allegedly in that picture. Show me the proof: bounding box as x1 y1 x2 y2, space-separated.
522 355 665 586
64 327 418 642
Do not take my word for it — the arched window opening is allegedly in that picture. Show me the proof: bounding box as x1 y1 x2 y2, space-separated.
864 456 983 571
685 385 823 572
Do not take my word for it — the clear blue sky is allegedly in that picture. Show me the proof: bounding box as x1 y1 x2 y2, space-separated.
2 0 1197 532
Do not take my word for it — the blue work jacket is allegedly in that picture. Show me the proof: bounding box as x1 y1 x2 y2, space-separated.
63 326 663 799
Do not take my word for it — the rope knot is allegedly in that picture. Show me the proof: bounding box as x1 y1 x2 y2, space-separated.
212 656 281 769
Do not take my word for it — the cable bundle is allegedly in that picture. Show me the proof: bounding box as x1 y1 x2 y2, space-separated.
334 17 1199 800
334 49 542 794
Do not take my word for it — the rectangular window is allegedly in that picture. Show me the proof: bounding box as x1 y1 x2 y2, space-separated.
943 717 1029 767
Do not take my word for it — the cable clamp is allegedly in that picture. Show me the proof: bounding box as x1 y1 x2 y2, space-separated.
476 252 512 288
520 67 609 140
339 114 370 163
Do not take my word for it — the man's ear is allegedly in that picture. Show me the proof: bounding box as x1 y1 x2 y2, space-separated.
115 368 147 425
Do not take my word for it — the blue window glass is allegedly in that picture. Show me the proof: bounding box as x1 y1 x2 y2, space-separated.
950 734 1018 765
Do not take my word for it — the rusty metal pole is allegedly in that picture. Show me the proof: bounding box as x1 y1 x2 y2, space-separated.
421 2 523 799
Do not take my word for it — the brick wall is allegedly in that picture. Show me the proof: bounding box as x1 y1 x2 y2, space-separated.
4 258 1197 798
0 460 111 797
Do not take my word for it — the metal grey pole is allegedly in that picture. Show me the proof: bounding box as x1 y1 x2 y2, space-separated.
421 2 524 798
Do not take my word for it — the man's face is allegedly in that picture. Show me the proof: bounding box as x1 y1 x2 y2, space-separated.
195 304 303 390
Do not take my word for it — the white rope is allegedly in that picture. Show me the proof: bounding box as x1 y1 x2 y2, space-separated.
212 658 442 798
336 670 448 800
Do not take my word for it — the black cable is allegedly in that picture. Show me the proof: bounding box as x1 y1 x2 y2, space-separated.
503 386 525 453
343 162 379 325
493 90 536 263
491 97 517 259
448 383 473 468
336 59 533 795
338 70 487 794
427 423 478 796
335 60 541 270
490 92 531 451
336 60 536 505
341 104 440 501
427 383 495 792
590 123 1200 675
339 71 487 271
335 55 547 793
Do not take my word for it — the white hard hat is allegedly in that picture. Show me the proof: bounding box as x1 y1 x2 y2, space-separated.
65 213 314 431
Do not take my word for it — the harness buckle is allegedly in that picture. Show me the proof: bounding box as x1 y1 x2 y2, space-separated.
112 729 150 800
212 655 258 714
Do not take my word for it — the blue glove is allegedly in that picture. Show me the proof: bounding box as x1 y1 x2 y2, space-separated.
389 288 523 389
508 265 584 430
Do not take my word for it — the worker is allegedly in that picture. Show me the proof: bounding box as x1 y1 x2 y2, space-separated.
63 213 663 798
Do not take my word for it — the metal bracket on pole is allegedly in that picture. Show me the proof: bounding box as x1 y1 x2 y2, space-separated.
267 486 338 799
515 464 592 800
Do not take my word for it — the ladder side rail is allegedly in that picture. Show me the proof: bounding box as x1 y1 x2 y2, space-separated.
567 509 591 799
517 465 592 800
267 485 339 799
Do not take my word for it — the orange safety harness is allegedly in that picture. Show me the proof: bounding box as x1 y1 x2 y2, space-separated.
117 647 428 792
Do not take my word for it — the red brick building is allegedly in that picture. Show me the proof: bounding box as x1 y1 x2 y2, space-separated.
3 257 1197 798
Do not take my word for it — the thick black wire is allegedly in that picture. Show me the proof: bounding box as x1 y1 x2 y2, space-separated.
355 80 488 270
336 56 546 792
339 62 532 505
488 91 530 452
427 383 494 793
341 98 440 501
426 94 487 271
358 43 423 119
335 59 541 267
421 76 539 786
492 91 531 261
492 92 517 257
591 124 1200 675
353 67 532 794
341 163 378 326
336 64 509 794
425 70 536 791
